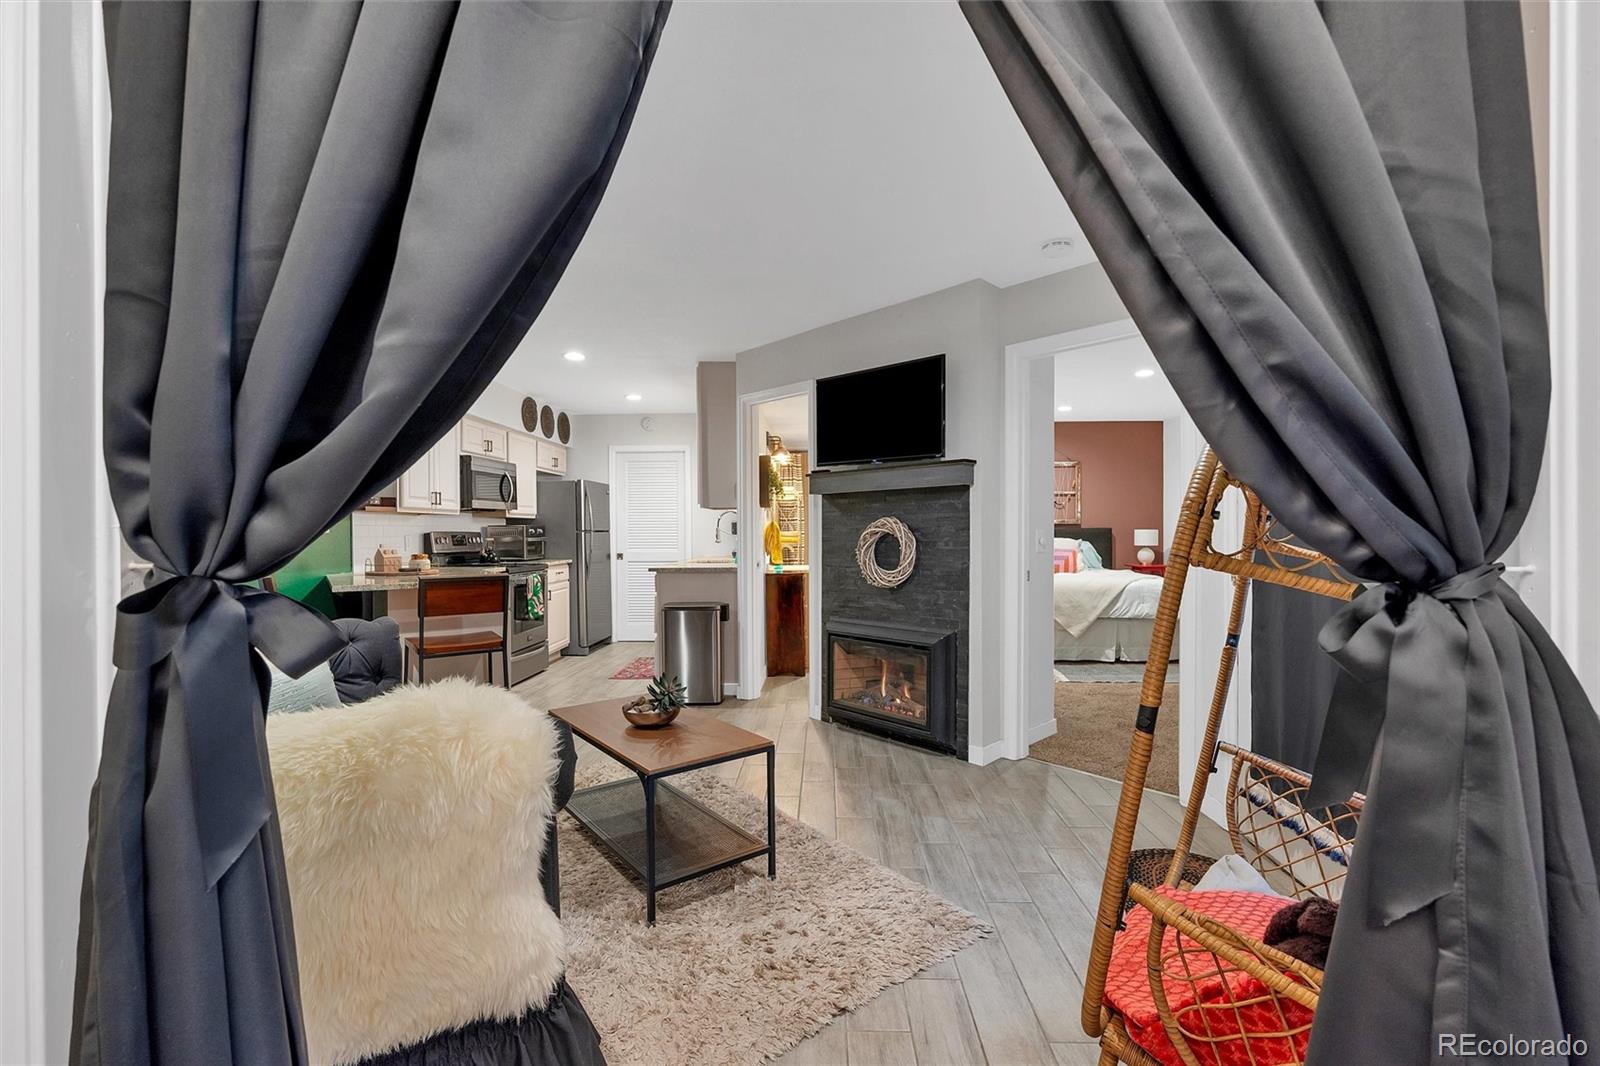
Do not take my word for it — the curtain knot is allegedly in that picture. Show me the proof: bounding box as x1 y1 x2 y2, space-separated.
113 572 343 887
1308 561 1508 927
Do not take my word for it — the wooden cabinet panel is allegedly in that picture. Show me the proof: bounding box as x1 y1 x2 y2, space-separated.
536 439 567 475
507 431 539 517
432 425 460 511
548 564 571 653
765 571 807 676
460 415 509 459
397 423 461 513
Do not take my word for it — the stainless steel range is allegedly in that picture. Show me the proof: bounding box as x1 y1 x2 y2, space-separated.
483 524 550 685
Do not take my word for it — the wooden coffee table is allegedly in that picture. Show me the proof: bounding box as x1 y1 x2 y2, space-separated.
550 699 776 924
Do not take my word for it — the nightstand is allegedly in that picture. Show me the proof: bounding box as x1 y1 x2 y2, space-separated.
1129 563 1167 576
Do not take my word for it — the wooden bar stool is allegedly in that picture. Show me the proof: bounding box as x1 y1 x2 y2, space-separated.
404 575 511 689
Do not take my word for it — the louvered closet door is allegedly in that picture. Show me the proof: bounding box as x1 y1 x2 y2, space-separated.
611 447 690 642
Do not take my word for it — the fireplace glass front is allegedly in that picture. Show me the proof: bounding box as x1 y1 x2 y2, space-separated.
831 637 931 726
824 621 956 752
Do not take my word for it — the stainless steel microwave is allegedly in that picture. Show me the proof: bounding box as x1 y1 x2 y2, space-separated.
459 454 517 511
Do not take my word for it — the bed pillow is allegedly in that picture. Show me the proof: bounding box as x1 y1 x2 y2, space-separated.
1053 546 1080 573
1077 539 1105 570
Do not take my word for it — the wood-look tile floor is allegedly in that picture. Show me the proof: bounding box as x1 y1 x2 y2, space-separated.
515 642 1232 1066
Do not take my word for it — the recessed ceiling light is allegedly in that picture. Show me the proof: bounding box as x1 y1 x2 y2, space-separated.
1134 368 1156 378
1040 237 1076 259
1057 405 1073 412
563 350 586 362
625 393 642 402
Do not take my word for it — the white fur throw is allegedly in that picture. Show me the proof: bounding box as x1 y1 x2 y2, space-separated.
267 678 566 1065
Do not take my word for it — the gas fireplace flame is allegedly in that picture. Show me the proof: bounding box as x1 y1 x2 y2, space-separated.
879 659 889 698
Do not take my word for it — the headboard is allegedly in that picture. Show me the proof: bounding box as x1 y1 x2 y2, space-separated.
1055 525 1114 570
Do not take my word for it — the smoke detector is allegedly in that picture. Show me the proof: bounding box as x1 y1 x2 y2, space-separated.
1040 237 1076 259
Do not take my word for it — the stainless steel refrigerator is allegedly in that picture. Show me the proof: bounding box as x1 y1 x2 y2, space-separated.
541 479 612 656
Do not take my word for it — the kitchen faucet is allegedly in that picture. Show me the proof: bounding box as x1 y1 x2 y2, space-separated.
714 510 738 543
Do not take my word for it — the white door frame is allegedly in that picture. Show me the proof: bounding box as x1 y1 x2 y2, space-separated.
2 6 117 1062
608 444 692 642
1001 321 1249 812
1001 319 1143 760
735 382 820 708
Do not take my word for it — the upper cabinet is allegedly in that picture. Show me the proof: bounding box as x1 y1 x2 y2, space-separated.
507 431 539 517
460 415 509 460
397 423 461 513
696 361 736 509
535 439 567 475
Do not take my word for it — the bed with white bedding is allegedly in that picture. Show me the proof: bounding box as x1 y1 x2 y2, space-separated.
1053 570 1174 662
1050 526 1174 662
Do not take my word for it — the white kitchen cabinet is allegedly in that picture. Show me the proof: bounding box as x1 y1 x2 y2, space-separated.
397 423 461 514
459 415 509 460
547 562 570 654
507 431 539 517
535 439 568 475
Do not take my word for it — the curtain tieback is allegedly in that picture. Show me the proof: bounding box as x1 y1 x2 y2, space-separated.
1307 561 1504 927
113 573 343 888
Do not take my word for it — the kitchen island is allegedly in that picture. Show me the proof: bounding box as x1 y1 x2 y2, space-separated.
327 566 508 620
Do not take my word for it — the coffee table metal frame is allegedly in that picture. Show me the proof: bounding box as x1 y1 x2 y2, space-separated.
564 741 776 924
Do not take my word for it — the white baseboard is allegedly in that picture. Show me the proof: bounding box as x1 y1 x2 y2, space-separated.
968 738 1008 766
723 681 739 695
1026 718 1058 745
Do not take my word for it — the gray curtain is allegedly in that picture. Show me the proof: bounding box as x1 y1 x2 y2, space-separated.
964 2 1600 1062
74 3 669 1063
1250 585 1343 774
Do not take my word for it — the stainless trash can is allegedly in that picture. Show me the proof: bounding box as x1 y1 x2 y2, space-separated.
661 602 727 705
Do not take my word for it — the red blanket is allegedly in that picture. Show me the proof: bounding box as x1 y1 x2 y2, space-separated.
1104 889 1315 1066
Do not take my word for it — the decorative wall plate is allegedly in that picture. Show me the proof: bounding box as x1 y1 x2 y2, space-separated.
540 404 556 439
521 396 538 433
557 411 571 444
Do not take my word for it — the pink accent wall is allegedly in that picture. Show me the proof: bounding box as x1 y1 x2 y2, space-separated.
1054 421 1164 567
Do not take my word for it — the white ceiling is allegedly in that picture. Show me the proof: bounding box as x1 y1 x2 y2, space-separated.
1054 334 1185 421
494 0 1091 415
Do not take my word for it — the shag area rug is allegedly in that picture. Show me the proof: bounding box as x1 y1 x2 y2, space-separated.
608 655 656 680
1030 682 1181 794
559 766 990 1066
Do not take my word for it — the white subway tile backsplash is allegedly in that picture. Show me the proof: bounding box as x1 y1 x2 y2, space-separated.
350 511 484 571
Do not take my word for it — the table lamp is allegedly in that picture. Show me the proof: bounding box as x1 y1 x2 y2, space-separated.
1134 528 1160 565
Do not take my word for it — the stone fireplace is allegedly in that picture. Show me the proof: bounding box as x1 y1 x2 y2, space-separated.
812 459 973 757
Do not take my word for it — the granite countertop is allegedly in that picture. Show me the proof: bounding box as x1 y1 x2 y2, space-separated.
327 565 506 592
766 564 809 575
649 557 738 574
544 558 573 567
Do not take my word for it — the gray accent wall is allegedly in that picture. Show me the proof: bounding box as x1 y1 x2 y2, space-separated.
820 484 972 754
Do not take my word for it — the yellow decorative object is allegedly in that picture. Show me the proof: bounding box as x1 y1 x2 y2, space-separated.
763 519 782 565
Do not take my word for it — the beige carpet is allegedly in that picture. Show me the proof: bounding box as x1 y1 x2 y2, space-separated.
1029 682 1181 794
559 766 990 1066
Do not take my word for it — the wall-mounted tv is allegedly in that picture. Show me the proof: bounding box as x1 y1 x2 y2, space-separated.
814 354 946 467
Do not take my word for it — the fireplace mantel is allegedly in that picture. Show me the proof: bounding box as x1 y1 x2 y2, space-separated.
808 458 974 496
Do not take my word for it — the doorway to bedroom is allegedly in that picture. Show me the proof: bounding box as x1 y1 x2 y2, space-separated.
1002 321 1192 792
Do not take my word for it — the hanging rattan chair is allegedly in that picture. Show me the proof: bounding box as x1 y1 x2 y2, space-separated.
1083 449 1365 1066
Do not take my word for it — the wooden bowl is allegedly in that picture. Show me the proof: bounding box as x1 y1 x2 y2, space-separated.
622 704 681 729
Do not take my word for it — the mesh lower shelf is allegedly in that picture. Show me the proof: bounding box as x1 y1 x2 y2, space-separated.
565 777 768 886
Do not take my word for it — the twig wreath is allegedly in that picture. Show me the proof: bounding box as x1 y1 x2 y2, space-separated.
856 516 917 588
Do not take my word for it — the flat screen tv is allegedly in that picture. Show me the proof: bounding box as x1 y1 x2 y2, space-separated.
814 354 946 467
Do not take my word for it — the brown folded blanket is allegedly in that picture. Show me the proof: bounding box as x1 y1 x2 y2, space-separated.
1263 897 1339 969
